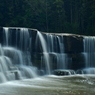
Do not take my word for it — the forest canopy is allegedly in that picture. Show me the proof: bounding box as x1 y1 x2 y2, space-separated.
0 0 95 35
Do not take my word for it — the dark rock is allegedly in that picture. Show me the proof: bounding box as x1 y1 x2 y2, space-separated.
76 68 95 74
0 27 4 44
14 71 21 80
0 27 86 71
67 53 85 70
63 34 83 53
52 69 75 76
38 70 45 76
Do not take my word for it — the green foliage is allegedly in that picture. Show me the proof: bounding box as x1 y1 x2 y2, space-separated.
0 0 95 35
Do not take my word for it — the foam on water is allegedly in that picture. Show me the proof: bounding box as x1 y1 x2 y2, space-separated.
0 28 38 83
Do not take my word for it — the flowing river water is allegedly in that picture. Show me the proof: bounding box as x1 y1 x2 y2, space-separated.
0 27 95 95
0 75 95 95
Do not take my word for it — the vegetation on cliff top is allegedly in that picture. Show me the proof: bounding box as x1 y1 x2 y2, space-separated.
0 0 95 35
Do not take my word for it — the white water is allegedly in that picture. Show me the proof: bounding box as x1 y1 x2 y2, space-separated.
46 34 69 69
82 68 95 74
1 27 88 83
19 28 29 50
0 27 38 83
0 45 38 81
57 36 68 69
36 31 51 74
0 75 94 95
83 37 95 67
82 36 95 74
57 36 64 53
36 32 70 75
3 28 9 46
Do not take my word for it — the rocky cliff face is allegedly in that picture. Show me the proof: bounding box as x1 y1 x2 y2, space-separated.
37 32 84 70
0 27 85 71
63 34 83 53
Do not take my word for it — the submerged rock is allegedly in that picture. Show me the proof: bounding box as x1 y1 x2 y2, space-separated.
76 68 95 74
52 69 75 76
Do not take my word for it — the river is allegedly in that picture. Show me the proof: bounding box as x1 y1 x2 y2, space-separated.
0 74 95 95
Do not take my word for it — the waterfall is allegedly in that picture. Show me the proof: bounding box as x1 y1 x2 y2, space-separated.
36 32 70 74
83 37 95 67
3 28 9 46
0 27 38 82
48 35 69 69
82 36 95 74
56 36 68 69
36 31 51 74
0 27 74 82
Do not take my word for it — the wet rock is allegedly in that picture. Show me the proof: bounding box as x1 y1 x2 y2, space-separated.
0 27 86 71
39 70 45 76
76 67 95 74
52 69 75 76
63 34 83 53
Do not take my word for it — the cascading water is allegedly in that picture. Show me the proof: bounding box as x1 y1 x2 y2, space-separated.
36 31 51 74
36 32 70 74
47 34 69 70
3 28 9 46
82 36 95 74
56 36 68 69
0 27 38 82
0 27 75 83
